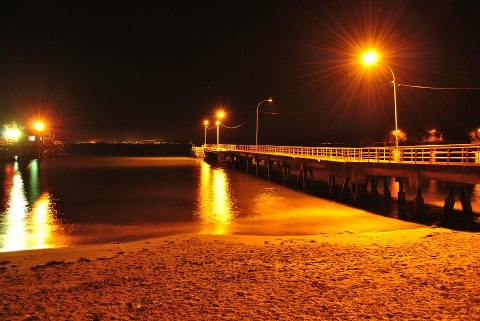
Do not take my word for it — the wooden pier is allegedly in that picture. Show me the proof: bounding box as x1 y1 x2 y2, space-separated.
203 143 480 221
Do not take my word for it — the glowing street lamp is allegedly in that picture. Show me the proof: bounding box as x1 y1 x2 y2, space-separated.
215 120 220 145
203 120 209 145
34 121 45 132
4 126 21 142
362 50 399 148
216 111 225 145
32 120 47 144
255 97 273 147
362 51 378 65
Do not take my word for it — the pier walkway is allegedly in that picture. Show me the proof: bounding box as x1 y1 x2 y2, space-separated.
204 143 480 167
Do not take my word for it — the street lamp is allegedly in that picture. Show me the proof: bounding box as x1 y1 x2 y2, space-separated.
33 120 46 143
3 124 21 142
34 121 45 132
215 120 220 145
362 51 399 148
203 120 209 145
216 110 225 145
255 97 273 147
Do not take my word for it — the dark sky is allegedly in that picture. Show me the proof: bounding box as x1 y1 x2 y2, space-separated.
0 0 479 145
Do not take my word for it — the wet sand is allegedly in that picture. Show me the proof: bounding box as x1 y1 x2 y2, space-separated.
1 219 480 320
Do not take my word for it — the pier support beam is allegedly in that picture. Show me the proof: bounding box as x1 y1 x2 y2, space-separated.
328 175 336 199
302 166 307 191
459 186 473 221
443 186 473 221
245 156 251 174
353 183 366 206
340 177 352 203
296 163 313 191
266 159 273 181
414 185 424 220
396 178 406 217
227 154 233 168
282 162 289 185
443 187 456 220
369 176 379 199
382 177 391 202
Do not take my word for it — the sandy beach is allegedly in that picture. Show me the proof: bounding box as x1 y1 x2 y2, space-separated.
1 215 480 320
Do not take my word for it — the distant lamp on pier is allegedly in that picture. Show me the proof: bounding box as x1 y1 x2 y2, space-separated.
3 124 21 143
33 121 47 143
203 120 209 145
361 50 399 148
34 121 45 132
255 97 273 147
215 110 226 146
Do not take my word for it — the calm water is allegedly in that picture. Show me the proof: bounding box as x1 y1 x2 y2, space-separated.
1 156 478 252
1 155 356 251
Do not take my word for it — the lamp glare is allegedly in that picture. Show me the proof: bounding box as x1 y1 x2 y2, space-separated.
363 51 378 65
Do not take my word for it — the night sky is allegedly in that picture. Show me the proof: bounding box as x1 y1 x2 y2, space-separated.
0 0 479 145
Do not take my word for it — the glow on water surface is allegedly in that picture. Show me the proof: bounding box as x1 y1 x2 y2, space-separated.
0 161 65 252
2 156 472 252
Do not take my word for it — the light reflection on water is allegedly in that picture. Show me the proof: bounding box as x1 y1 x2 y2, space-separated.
1 156 479 252
0 161 65 252
195 161 237 234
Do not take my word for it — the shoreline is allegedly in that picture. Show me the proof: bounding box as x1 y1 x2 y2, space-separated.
2 226 480 320
0 227 435 268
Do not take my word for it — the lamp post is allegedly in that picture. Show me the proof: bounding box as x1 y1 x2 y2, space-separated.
34 121 46 143
362 51 399 148
33 121 46 159
203 120 209 145
385 64 399 148
215 120 220 145
216 110 225 146
255 97 273 147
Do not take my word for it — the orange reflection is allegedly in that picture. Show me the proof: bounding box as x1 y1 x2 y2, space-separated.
253 187 282 213
1 164 29 251
30 193 58 249
195 161 236 234
0 161 66 252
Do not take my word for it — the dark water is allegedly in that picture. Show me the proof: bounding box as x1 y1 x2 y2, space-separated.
1 155 478 252
0 156 216 251
3 155 357 251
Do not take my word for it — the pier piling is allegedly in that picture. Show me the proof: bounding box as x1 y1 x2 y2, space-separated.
396 178 406 217
459 186 473 221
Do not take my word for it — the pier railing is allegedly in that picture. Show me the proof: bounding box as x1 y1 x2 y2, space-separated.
204 144 480 166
